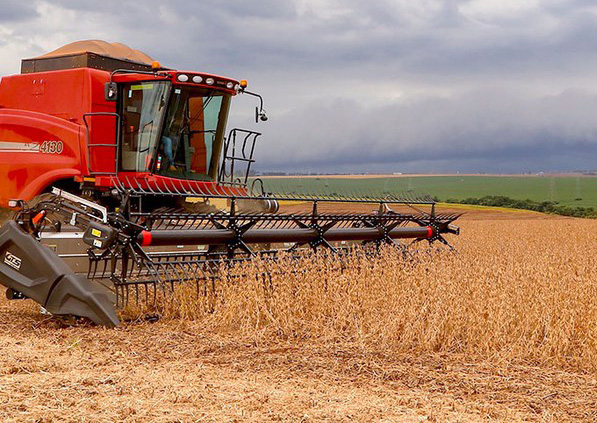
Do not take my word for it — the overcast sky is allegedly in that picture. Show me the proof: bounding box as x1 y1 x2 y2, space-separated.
1 0 597 173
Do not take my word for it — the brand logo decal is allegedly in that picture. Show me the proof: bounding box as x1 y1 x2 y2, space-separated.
39 140 64 154
0 141 63 154
4 252 22 271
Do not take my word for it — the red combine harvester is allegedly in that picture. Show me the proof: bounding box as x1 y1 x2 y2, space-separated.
0 41 460 326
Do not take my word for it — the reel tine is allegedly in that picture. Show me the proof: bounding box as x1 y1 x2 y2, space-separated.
117 285 123 309
144 281 149 304
115 285 120 309
171 261 187 289
140 259 161 305
122 282 129 306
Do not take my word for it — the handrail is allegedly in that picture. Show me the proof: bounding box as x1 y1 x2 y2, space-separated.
218 128 261 186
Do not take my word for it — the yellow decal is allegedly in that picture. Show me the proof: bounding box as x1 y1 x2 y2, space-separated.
91 229 102 237
131 84 154 91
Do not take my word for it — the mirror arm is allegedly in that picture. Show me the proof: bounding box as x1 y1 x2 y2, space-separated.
242 90 264 110
241 90 268 122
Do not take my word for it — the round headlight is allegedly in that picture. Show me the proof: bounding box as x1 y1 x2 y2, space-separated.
192 75 203 84
205 77 215 85
226 82 234 89
177 74 189 82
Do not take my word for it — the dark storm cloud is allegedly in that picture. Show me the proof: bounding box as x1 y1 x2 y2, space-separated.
257 88 597 173
0 0 38 22
1 0 596 172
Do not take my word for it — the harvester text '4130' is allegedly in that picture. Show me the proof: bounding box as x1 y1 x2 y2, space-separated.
0 40 461 326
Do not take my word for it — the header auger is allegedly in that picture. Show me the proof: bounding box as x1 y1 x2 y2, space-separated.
0 41 460 326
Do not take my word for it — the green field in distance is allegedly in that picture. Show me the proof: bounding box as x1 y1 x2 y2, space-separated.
258 175 597 208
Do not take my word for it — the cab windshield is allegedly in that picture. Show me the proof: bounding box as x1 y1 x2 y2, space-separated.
155 86 231 181
120 81 231 181
120 81 169 172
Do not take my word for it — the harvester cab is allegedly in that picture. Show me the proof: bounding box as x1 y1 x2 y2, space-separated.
0 41 461 327
0 40 264 212
107 69 240 193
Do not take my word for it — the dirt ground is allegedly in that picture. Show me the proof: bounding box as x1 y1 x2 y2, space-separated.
1 301 596 422
0 209 595 422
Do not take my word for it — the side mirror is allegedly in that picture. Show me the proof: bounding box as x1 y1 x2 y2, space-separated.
104 82 118 102
243 90 268 123
255 106 268 123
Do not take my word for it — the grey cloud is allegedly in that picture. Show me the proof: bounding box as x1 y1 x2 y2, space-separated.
28 0 597 79
0 0 39 22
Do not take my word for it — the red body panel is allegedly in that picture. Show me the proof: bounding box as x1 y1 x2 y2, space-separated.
0 68 114 205
0 65 239 207
0 109 83 205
